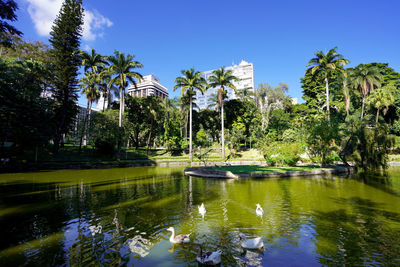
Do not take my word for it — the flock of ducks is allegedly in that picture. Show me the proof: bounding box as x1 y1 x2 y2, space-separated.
166 203 265 265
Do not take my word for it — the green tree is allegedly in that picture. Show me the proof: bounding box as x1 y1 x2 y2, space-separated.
49 0 84 153
90 109 120 155
306 47 349 121
80 48 107 73
107 50 143 160
0 58 55 160
173 68 207 161
351 65 383 118
208 67 239 160
0 0 22 47
79 71 101 149
236 87 254 102
257 82 291 130
366 83 395 124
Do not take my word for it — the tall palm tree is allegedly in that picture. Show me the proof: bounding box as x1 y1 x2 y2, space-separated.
306 47 349 121
366 83 395 124
351 65 383 118
173 68 207 161
340 69 352 116
80 48 107 73
208 67 239 160
79 72 101 150
207 92 226 111
179 93 199 141
107 50 143 160
99 68 118 111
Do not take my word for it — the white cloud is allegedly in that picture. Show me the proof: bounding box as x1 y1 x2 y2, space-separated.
25 0 113 41
83 44 91 52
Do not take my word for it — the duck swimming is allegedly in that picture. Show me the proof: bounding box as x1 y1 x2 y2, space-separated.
239 233 264 249
166 227 191 244
198 203 206 217
196 244 222 265
256 204 264 217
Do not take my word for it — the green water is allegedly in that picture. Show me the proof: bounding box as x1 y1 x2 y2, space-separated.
0 166 400 266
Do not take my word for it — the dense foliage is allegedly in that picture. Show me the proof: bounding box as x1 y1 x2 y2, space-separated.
1 7 400 172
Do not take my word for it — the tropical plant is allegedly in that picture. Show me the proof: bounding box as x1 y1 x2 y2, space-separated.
173 68 207 161
237 87 254 101
107 50 143 160
351 65 383 118
208 67 239 160
79 71 101 149
366 83 395 124
306 47 349 121
80 48 107 73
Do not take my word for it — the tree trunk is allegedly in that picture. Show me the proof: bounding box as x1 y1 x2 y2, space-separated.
325 76 330 121
376 109 379 125
221 100 225 161
260 100 265 132
102 92 106 111
79 100 90 152
146 124 153 155
361 97 365 119
117 87 123 161
86 101 92 147
189 96 193 161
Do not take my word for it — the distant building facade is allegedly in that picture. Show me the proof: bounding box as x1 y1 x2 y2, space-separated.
128 75 168 99
194 60 255 110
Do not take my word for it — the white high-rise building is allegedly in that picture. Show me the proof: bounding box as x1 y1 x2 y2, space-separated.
128 75 168 99
194 60 254 110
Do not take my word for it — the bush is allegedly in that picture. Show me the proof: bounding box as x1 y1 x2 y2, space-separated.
256 136 304 166
282 129 298 143
275 142 303 166
90 110 120 155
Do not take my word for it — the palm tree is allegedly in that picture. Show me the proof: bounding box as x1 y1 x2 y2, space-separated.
366 83 395 124
208 67 239 160
256 83 269 131
351 65 383 118
306 47 349 121
207 92 226 111
107 50 143 160
99 68 118 111
173 68 207 161
79 72 101 150
179 93 199 141
237 87 254 101
340 69 352 116
80 48 107 73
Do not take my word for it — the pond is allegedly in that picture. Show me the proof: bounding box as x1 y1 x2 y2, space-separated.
0 166 400 266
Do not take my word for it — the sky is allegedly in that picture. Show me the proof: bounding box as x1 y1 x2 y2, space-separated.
14 0 400 107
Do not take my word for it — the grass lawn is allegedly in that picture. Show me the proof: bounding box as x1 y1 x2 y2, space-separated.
15 144 265 166
210 165 324 174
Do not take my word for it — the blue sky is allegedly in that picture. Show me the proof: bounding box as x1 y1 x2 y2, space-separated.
15 0 400 106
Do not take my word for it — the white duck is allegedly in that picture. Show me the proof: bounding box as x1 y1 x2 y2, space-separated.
198 203 206 217
166 227 191 244
196 244 222 265
239 233 264 249
256 204 264 217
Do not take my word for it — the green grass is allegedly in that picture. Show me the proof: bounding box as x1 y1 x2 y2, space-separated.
9 145 265 167
210 165 324 174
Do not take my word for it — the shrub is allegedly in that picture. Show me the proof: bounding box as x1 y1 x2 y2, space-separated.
282 129 298 143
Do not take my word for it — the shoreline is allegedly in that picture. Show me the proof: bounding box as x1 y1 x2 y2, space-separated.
184 166 356 179
1 160 400 174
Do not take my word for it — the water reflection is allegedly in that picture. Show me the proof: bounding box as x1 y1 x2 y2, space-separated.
0 166 399 265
